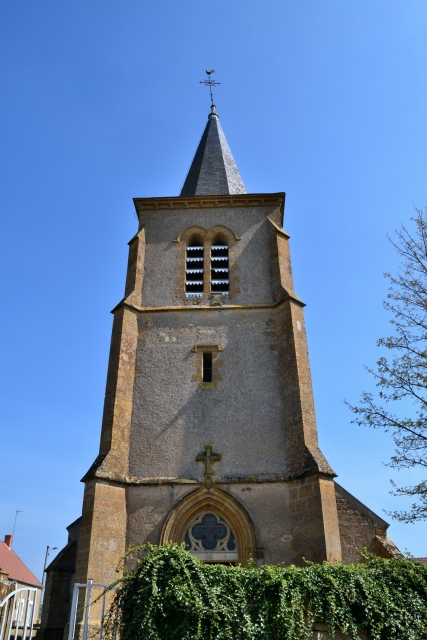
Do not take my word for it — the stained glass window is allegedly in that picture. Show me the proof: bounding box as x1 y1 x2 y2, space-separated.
184 511 238 562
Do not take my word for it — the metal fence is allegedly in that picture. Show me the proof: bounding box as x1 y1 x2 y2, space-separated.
0 587 38 640
68 581 118 640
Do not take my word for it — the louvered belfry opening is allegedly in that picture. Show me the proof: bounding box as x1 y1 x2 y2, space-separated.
211 240 229 295
186 238 204 296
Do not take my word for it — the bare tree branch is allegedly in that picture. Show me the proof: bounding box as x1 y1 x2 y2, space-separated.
347 207 427 522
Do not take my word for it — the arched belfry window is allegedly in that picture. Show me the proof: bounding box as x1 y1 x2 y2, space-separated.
211 240 229 295
186 239 204 297
184 511 238 563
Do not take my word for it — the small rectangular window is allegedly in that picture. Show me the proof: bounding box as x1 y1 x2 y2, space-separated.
203 352 213 382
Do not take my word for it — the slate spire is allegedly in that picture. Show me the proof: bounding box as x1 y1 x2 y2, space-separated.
180 105 246 197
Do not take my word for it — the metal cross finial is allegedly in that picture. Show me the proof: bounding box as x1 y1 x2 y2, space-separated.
200 70 221 107
196 444 222 486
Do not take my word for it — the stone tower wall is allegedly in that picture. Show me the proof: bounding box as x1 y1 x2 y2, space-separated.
73 193 391 594
137 203 280 308
129 307 287 479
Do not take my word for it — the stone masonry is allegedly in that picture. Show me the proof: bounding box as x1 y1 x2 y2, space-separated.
74 192 397 583
40 107 401 639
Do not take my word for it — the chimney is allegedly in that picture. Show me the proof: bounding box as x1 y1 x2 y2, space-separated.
4 535 13 549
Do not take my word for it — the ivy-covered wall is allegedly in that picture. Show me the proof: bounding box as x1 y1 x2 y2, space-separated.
104 543 427 640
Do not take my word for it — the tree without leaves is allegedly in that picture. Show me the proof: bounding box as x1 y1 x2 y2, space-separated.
347 207 427 523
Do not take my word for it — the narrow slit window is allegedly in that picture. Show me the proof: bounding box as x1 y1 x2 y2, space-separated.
211 241 229 294
186 240 204 297
203 352 213 382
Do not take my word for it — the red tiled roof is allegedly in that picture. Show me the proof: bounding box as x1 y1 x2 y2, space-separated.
0 541 42 588
416 557 427 564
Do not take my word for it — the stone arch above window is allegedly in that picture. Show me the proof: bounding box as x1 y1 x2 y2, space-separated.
175 225 240 300
174 225 240 244
159 484 257 565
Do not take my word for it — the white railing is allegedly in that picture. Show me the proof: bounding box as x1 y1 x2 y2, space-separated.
0 587 38 640
68 581 118 640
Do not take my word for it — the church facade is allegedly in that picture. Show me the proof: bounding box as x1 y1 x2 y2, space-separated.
41 102 401 638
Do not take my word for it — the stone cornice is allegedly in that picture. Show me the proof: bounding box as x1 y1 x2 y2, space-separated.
133 192 285 217
111 292 305 315
82 468 330 486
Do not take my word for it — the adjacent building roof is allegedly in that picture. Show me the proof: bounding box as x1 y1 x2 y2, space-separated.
180 105 246 197
0 540 42 588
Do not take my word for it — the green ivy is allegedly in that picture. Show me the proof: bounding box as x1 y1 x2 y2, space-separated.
104 543 427 640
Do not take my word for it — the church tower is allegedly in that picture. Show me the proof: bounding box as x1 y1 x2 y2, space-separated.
73 101 399 590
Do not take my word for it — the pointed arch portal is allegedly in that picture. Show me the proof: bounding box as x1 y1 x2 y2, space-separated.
160 485 257 565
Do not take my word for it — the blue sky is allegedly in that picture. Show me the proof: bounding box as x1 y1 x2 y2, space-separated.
0 1 426 579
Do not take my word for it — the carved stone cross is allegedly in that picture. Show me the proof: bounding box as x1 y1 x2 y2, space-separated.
196 444 222 486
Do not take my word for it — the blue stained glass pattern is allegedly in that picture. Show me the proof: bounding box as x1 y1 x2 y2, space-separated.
191 514 227 551
184 531 191 551
227 531 236 551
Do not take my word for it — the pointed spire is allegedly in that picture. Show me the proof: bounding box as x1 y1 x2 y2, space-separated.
180 106 246 197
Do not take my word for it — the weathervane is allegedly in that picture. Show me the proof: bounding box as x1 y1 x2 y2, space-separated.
200 70 220 107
